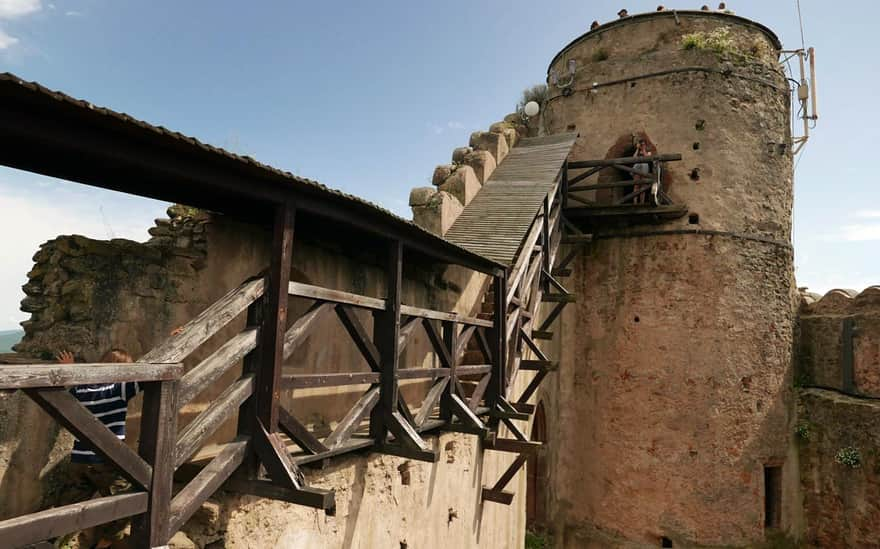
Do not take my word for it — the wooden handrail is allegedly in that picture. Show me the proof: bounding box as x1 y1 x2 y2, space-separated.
567 153 682 169
0 362 183 389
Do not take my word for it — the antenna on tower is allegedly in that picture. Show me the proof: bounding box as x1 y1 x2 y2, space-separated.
783 0 817 155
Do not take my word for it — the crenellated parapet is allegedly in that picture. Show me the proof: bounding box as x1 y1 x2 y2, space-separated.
797 286 880 397
409 116 528 236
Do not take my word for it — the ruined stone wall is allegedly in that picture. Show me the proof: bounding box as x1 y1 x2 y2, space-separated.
539 12 798 547
796 288 880 547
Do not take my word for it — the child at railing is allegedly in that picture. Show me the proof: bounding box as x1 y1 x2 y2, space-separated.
632 139 653 205
53 348 142 549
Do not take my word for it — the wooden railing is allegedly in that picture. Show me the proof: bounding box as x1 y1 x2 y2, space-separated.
0 258 507 546
564 153 682 208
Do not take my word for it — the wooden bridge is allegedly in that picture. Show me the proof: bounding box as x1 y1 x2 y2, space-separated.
0 73 682 547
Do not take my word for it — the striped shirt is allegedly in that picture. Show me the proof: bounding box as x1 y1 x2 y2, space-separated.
69 382 141 463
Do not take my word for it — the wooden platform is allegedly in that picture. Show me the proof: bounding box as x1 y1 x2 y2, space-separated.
564 204 688 226
444 133 578 265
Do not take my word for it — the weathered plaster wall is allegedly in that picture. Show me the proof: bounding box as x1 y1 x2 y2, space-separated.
796 288 880 548
539 12 798 547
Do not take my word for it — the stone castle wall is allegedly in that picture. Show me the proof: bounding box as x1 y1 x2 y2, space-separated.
796 287 880 548
539 12 798 547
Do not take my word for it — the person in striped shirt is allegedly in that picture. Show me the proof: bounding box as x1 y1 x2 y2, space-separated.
54 348 142 549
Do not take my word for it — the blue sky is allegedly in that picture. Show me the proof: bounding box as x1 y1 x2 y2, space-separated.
0 0 876 330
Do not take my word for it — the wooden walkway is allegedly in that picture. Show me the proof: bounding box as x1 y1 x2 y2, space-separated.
444 133 578 265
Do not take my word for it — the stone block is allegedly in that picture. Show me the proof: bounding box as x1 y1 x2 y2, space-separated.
409 186 436 207
469 131 509 164
432 165 455 186
411 190 463 236
439 166 481 206
463 150 496 184
452 147 472 164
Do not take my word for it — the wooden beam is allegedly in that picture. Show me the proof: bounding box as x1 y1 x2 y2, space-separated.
175 375 254 468
397 316 420 357
569 178 651 192
454 325 477 365
323 386 380 449
282 372 380 389
567 153 682 169
486 438 542 454
278 406 329 455
481 488 515 505
141 277 265 364
542 293 577 303
400 305 493 328
439 321 458 421
24 388 152 490
335 305 382 371
288 281 385 311
179 329 257 406
384 410 436 461
468 374 491 412
516 369 548 405
224 479 335 511
448 393 488 436
489 274 508 404
282 301 335 359
168 438 249 535
131 380 179 545
537 302 566 333
371 241 403 442
414 378 449 427
506 219 544 305
256 201 295 432
0 493 148 548
421 318 454 369
254 419 306 490
475 327 493 364
520 330 549 363
0 362 183 390
519 360 558 371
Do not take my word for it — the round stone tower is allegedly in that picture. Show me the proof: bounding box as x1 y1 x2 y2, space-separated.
538 11 798 547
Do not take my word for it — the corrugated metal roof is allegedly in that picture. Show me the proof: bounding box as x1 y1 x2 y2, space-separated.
445 133 577 265
0 72 503 272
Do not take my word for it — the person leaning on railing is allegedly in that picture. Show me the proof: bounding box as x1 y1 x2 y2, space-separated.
632 139 653 205
52 348 142 549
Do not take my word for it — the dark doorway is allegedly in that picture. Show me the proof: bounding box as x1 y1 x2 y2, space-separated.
764 465 782 530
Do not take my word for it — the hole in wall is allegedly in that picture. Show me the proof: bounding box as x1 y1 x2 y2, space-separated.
689 168 701 181
695 119 706 131
630 81 637 88
688 213 700 224
400 543 408 549
398 461 411 485
661 537 673 547
567 124 577 131
634 315 640 323
764 465 782 529
692 142 700 150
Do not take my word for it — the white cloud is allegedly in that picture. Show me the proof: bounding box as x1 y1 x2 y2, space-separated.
855 210 880 219
0 0 40 19
838 223 880 241
64 9 80 16
447 121 464 129
0 28 18 48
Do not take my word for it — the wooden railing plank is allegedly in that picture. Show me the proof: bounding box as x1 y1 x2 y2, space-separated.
25 388 152 489
168 438 249 535
0 492 148 548
323 386 380 449
178 329 258 406
289 281 386 310
335 305 382 371
175 375 254 468
399 305 492 328
282 302 335 359
414 378 449 428
421 318 453 369
282 372 380 389
0 362 183 390
468 374 491 412
141 277 265 364
278 406 329 455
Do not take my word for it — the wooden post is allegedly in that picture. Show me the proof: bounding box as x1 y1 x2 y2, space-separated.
439 320 457 421
257 199 295 432
489 274 508 404
561 160 569 210
370 240 403 442
542 195 551 293
131 379 179 547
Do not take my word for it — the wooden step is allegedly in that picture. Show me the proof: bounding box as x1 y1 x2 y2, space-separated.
482 488 514 505
531 330 553 340
519 359 558 371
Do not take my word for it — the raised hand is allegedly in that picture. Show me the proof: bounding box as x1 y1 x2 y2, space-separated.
55 350 75 364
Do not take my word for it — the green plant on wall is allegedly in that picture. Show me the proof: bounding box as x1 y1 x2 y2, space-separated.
518 84 549 112
681 27 735 55
795 423 811 441
835 446 861 468
525 530 551 549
